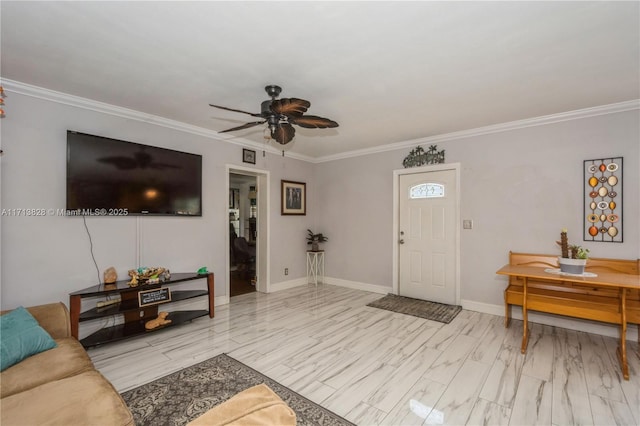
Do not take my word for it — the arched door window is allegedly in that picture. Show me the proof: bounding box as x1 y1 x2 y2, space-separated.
409 183 445 199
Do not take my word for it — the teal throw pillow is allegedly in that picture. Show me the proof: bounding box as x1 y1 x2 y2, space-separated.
1 306 57 371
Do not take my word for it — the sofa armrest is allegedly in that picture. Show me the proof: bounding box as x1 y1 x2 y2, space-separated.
26 303 71 340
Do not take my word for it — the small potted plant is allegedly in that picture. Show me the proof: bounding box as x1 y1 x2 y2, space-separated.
557 228 589 274
306 229 328 252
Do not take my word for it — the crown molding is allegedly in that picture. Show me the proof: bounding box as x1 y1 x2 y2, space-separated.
313 99 640 163
3 79 637 165
0 79 314 163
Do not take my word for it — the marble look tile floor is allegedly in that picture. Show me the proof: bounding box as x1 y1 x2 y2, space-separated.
88 284 640 426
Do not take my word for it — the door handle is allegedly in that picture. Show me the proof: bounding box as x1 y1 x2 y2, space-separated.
399 239 405 244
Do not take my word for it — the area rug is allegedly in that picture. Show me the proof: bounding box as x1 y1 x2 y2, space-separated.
367 293 462 323
121 353 354 426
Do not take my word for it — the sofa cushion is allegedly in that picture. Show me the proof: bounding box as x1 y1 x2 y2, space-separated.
187 383 296 426
1 337 94 398
0 370 134 426
0 306 57 371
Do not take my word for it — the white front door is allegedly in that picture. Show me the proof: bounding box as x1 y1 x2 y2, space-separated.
398 168 457 304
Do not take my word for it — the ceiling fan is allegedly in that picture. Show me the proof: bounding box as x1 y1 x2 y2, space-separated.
209 85 338 145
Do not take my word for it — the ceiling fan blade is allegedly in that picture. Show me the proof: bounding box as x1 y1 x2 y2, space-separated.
272 123 296 145
270 98 310 117
209 104 262 118
289 115 339 129
219 120 266 133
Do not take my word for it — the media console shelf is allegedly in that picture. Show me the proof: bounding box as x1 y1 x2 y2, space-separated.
69 272 214 348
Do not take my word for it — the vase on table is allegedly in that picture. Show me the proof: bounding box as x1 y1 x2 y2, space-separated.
558 257 586 274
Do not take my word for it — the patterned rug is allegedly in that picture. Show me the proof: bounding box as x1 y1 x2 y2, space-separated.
121 353 354 426
367 293 462 323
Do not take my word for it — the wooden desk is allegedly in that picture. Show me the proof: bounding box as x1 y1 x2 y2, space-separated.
497 264 639 380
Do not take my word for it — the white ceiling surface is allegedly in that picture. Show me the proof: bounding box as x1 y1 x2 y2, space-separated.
2 1 639 159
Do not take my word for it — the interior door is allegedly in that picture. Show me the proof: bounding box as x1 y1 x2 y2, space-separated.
399 169 457 304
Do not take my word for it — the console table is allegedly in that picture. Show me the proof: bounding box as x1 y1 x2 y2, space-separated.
497 260 639 380
306 251 325 286
69 272 214 348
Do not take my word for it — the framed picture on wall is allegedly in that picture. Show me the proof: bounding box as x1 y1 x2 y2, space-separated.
281 180 306 215
243 149 256 164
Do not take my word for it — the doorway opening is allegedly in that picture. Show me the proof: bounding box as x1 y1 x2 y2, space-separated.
226 165 270 299
229 173 257 296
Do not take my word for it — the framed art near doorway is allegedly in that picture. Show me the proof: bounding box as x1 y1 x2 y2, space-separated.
243 149 256 164
281 180 306 215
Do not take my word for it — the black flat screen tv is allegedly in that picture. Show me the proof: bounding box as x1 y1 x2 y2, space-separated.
67 131 202 216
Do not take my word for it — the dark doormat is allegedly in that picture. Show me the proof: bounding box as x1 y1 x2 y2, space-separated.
367 293 462 324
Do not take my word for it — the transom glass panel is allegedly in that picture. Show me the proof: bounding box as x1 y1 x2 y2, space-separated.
410 183 445 199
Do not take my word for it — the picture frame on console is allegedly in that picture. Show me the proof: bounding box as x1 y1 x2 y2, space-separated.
281 180 306 215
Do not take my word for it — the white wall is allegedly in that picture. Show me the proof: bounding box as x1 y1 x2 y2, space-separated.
316 109 639 308
0 91 316 309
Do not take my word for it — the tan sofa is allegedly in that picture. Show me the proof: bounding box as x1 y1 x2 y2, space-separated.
1 303 134 426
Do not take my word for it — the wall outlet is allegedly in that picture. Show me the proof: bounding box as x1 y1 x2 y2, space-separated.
463 219 473 230
284 268 289 276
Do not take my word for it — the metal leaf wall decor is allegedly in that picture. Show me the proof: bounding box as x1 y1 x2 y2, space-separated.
403 145 445 168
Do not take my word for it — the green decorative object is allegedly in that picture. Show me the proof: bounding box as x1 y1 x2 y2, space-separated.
197 267 208 275
402 145 445 168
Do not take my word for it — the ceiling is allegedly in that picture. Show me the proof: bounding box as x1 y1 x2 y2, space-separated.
2 1 638 160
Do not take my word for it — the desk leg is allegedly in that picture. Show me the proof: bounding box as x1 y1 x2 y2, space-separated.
616 289 629 380
521 277 529 354
504 289 511 328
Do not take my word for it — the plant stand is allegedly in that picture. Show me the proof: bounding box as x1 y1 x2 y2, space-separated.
306 250 325 286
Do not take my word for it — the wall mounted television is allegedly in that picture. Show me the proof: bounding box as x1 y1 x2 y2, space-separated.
67 131 202 216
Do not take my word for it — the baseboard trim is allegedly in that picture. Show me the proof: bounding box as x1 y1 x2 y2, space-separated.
461 299 505 316
461 299 639 341
259 277 391 295
323 277 390 295
269 278 308 293
215 295 229 306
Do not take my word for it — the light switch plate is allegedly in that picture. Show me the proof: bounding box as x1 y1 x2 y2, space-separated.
463 220 473 230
